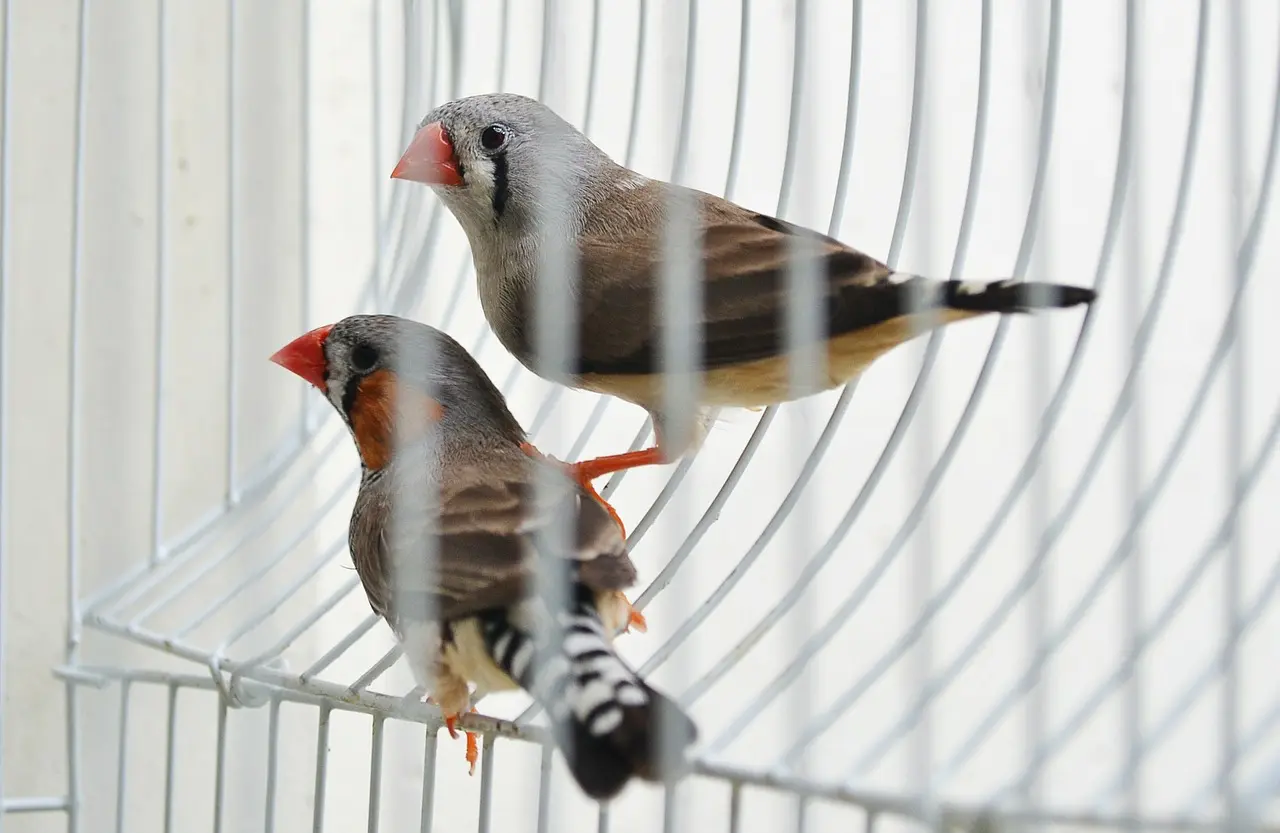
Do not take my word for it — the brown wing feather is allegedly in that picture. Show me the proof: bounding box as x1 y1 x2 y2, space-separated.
348 458 636 631
570 182 894 376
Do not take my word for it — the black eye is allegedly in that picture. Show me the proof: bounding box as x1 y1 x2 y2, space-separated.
350 343 378 372
480 125 508 151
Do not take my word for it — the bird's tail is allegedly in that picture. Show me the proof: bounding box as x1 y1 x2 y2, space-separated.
904 275 1098 314
826 274 1096 343
480 589 697 801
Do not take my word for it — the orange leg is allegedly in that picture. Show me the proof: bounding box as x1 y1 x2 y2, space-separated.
569 446 668 483
520 442 649 635
519 441 634 537
444 706 480 776
568 447 669 538
426 694 480 776
576 474 627 537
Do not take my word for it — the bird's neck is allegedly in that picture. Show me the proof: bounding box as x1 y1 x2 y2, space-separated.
370 424 509 474
467 213 587 367
464 161 637 361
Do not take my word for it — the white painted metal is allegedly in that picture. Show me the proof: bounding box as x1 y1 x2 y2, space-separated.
2 1 1279 831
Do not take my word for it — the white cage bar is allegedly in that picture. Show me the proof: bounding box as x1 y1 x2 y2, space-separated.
3 1 1280 832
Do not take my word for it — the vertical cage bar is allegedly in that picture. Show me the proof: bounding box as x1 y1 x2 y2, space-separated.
775 0 808 218
264 696 281 833
654 0 701 465
371 0 385 304
655 4 700 824
548 0 651 505
63 676 81 833
902 0 937 824
312 705 331 833
722 0 750 201
728 782 743 833
298 0 310 436
114 682 132 833
1120 0 1144 825
64 1 91 831
535 0 555 103
661 780 680 833
778 0 822 802
387 0 443 810
418 728 438 833
475 735 496 833
1222 1 1247 830
224 0 238 501
162 685 178 833
0 0 10 827
580 0 602 132
826 0 862 237
367 716 385 833
149 0 169 562
527 3 575 829
212 699 228 833
1021 0 1054 822
535 744 553 833
795 798 810 832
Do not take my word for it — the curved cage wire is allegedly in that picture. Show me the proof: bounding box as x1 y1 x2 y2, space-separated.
2 0 1280 831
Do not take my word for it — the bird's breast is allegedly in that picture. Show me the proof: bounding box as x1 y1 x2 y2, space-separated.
471 250 537 352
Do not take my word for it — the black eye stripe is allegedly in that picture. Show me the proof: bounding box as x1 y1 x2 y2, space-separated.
492 151 509 219
341 375 359 419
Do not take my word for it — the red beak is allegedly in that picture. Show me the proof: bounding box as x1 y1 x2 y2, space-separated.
269 323 333 390
390 122 463 186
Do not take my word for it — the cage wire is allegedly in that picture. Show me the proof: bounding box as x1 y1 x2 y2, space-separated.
2 0 1280 832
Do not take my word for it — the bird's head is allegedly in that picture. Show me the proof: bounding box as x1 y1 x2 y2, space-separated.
269 314 525 469
390 93 617 237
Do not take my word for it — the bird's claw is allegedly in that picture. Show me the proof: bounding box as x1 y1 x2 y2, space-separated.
617 591 647 634
443 707 480 776
573 471 627 537
425 695 480 776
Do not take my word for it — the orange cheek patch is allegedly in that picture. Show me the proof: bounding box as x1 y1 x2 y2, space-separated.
349 369 445 470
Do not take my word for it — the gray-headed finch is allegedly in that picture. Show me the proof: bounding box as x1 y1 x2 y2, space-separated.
269 314 692 800
391 92 1098 487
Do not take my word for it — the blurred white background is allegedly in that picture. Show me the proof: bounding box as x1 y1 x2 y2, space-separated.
2 1 1279 831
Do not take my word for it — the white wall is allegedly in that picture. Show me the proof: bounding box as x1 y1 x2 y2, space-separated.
3 1 1280 831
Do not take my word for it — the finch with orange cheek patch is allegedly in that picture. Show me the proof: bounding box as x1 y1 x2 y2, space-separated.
269 314 690 800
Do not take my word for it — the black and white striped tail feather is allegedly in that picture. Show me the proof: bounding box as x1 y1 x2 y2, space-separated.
893 273 1098 314
824 272 1096 345
480 591 697 800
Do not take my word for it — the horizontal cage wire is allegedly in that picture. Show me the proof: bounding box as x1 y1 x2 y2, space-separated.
2 0 1280 832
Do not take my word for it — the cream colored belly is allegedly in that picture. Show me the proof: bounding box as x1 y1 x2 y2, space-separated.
442 618 520 696
437 589 631 699
578 311 980 410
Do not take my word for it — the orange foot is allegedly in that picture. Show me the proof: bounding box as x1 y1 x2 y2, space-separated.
615 591 648 634
520 442 652 636
444 706 480 776
426 695 479 776
568 447 667 537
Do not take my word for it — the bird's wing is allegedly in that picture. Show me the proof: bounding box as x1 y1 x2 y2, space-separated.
571 181 900 376
349 458 636 629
